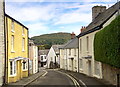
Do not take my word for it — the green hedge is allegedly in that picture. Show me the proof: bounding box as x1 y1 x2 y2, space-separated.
94 15 120 68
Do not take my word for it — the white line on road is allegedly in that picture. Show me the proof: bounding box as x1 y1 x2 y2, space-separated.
42 70 48 77
79 79 87 87
57 71 81 87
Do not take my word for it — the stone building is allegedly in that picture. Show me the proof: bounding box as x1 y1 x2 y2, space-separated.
0 0 5 86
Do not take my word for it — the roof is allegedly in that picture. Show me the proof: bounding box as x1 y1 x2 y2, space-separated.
63 37 78 49
5 14 28 30
78 2 120 38
38 50 49 55
52 45 62 53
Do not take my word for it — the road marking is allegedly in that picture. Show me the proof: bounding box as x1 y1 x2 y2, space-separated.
57 71 80 87
42 71 48 77
79 79 87 87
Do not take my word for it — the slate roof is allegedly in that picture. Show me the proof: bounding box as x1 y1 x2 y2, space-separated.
63 37 78 49
78 2 120 38
52 45 63 53
39 50 49 55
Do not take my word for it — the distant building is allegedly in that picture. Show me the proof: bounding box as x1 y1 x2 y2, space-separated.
59 37 78 72
0 1 5 86
29 40 38 74
5 14 29 83
47 45 61 69
38 50 49 68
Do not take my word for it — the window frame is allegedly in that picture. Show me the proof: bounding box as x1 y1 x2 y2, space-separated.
22 60 28 71
10 61 16 76
11 35 15 52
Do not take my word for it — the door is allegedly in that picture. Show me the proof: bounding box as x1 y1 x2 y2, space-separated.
17 60 22 80
88 60 92 76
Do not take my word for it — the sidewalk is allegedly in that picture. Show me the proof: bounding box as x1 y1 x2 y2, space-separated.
59 69 115 87
3 70 45 87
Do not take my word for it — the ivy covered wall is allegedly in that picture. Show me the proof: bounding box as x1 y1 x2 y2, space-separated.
94 15 120 68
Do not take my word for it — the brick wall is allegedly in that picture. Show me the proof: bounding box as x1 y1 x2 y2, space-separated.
0 1 5 86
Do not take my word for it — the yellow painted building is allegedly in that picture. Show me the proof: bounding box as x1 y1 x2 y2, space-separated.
5 14 29 83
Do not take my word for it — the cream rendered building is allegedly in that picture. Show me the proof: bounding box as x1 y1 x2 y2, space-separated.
60 37 78 72
78 2 120 79
29 40 38 74
0 0 5 86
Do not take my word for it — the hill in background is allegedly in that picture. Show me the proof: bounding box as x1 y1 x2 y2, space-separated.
30 32 71 49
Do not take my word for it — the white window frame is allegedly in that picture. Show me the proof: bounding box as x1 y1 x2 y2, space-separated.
80 39 82 53
22 38 25 51
10 61 16 76
11 35 15 52
74 49 76 56
22 60 28 71
86 36 89 52
22 27 25 36
11 20 15 32
79 59 83 70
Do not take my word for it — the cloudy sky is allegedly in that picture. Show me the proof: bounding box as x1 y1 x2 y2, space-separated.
5 0 117 37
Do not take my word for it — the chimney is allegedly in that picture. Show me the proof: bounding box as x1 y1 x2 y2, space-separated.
92 5 106 21
80 26 86 32
71 32 76 39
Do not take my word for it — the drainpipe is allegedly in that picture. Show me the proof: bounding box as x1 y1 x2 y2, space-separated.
78 37 80 73
3 0 8 85
27 29 30 76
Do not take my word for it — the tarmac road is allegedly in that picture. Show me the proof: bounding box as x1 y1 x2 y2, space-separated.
26 69 80 87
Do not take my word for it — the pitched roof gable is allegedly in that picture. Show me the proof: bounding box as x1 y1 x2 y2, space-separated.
78 2 120 38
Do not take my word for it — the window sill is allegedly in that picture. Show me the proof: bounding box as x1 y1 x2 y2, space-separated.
22 69 28 71
9 74 16 77
11 51 15 53
22 34 25 36
11 30 15 33
22 50 25 52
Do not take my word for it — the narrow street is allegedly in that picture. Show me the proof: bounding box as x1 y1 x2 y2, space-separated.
26 69 80 87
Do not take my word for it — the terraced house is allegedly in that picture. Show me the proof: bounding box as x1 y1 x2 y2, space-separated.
4 14 29 83
60 32 78 72
78 1 120 85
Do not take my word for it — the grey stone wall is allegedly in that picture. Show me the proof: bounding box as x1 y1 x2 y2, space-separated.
0 0 5 86
102 63 120 85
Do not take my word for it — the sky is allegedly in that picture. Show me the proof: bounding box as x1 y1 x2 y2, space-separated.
5 0 117 37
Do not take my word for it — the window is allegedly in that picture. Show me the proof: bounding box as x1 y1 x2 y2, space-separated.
11 35 14 52
79 59 83 69
10 61 13 75
11 20 14 32
41 56 43 60
10 61 16 76
22 38 25 51
80 39 82 52
22 60 28 70
74 49 76 56
86 36 89 52
22 27 24 35
69 49 71 55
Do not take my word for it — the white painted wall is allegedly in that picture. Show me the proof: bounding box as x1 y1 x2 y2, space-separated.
0 1 4 86
47 47 58 68
78 9 119 79
60 48 78 72
33 46 38 74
